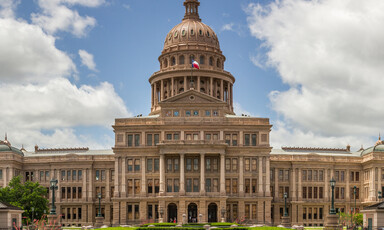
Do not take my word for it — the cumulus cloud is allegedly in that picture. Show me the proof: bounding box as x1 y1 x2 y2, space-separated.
221 23 234 32
79 49 97 71
246 0 384 148
0 0 19 18
0 18 76 83
31 0 105 37
0 78 130 149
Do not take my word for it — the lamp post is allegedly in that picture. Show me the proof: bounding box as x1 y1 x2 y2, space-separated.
49 179 58 215
221 208 226 223
284 192 288 217
97 193 102 217
330 178 336 215
159 207 164 223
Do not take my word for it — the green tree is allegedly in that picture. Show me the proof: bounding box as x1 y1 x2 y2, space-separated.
0 176 49 224
353 213 363 226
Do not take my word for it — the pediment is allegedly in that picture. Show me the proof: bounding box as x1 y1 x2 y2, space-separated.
160 89 224 104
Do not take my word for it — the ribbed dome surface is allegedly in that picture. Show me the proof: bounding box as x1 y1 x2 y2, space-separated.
163 19 220 51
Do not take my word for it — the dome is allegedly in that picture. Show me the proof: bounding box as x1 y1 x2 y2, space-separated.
360 144 384 156
162 0 221 53
0 141 24 156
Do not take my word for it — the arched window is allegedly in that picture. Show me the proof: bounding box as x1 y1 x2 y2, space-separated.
209 57 213 66
171 57 176 66
179 55 185 65
200 55 205 65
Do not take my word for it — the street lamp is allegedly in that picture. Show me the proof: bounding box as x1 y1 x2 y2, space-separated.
330 177 336 215
284 192 288 217
97 193 102 217
49 179 58 215
221 208 226 222
159 207 164 223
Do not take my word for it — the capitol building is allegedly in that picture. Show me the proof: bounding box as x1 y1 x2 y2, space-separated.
1 0 383 227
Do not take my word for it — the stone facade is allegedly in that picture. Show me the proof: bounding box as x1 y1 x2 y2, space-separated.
1 0 384 227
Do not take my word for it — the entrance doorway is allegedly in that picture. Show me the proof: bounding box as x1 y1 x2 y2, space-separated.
168 203 177 223
188 203 198 223
208 203 218 222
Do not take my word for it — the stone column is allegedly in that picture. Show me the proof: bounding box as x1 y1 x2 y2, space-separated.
180 154 185 195
151 84 154 107
83 168 87 201
239 156 244 196
141 156 147 195
184 76 187 91
3 167 7 187
197 76 200 91
257 201 264 224
220 153 226 195
227 83 231 104
160 154 165 195
220 79 224 100
258 157 263 196
379 168 382 201
346 169 350 201
266 158 271 196
324 169 329 201
88 168 93 202
200 153 205 195
160 79 164 101
106 169 110 200
171 77 174 97
121 157 126 197
114 157 120 197
210 78 213 96
298 169 302 201
275 168 279 199
291 168 296 201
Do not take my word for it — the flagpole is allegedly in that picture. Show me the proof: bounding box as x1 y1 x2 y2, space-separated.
190 56 193 89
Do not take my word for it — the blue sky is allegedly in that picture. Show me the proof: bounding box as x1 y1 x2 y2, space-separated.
0 0 383 150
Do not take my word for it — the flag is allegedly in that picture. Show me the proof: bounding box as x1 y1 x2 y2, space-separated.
192 60 200 69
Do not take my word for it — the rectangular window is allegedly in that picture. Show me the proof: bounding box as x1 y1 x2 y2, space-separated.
232 179 238 194
167 179 172 192
314 170 318 181
154 134 159 145
251 158 257 171
186 178 192 192
193 158 199 171
206 158 211 171
232 158 238 171
225 134 230 145
67 170 71 181
127 180 133 195
61 187 66 199
147 179 153 194
101 170 106 181
308 170 312 181
147 134 152 146
186 158 192 171
284 170 289 181
308 187 312 199
166 134 172 140
303 208 307 220
303 187 307 199
147 159 153 172
174 133 179 140
167 159 172 172
206 178 211 192
303 170 307 181
134 134 140 146
127 134 133 146
245 158 250 171
134 179 140 194
95 170 100 181
206 133 211 140
225 158 231 171
279 170 283 181
134 159 140 172
232 134 237 146
225 179 231 194
319 170 324 181
128 159 133 172
174 179 179 192
245 179 250 193
356 172 359 181
319 187 323 199
67 187 71 199
251 134 257 146
78 170 82 180
193 178 199 192
174 159 179 171
73 187 76 199
341 171 345 182
244 134 250 146
78 187 82 199
252 179 257 193
213 178 219 192
314 187 318 199
40 171 44 181
213 158 218 171
154 158 159 172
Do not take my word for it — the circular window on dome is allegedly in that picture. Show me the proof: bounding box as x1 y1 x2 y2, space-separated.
191 29 194 35
168 33 172 40
182 29 186 37
174 31 178 38
206 31 210 37
199 29 203 36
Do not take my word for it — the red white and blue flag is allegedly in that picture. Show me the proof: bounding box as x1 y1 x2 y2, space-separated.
192 60 200 70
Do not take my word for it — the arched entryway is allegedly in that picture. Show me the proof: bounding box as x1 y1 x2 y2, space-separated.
168 203 177 223
188 203 198 223
208 203 218 222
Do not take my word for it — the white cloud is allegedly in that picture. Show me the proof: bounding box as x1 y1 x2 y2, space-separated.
31 0 105 37
246 0 384 148
221 23 234 32
0 0 19 18
0 78 131 149
0 18 76 83
123 4 130 10
79 49 97 71
233 101 254 117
